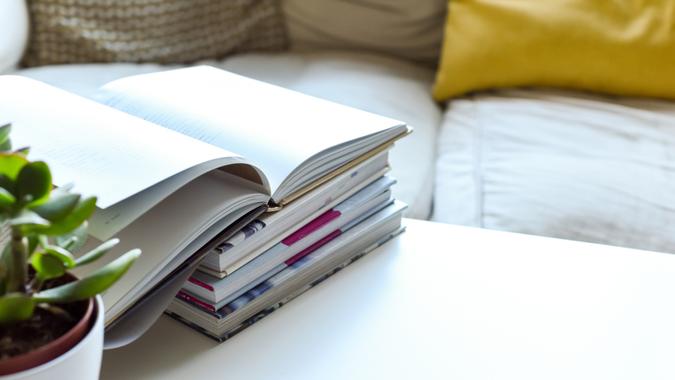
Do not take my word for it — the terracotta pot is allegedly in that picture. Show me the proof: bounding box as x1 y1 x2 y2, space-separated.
1 296 104 380
0 297 94 375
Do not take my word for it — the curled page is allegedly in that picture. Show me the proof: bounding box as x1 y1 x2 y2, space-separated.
0 76 269 239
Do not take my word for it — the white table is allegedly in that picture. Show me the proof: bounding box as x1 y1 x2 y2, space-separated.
101 219 675 379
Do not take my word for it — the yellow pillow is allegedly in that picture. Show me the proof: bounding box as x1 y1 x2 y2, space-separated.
433 0 675 101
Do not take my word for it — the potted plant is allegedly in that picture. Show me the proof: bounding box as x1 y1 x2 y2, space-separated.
0 123 140 379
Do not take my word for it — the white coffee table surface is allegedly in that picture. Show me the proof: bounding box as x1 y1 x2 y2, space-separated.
101 219 675 379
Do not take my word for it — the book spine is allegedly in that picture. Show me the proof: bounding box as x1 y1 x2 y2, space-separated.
187 277 214 291
284 229 342 266
176 291 216 313
281 210 340 246
167 225 405 342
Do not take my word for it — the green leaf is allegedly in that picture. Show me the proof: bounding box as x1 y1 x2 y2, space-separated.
10 209 50 227
31 253 66 281
0 187 15 209
74 238 119 267
55 222 88 252
0 153 28 181
56 236 77 251
33 249 140 303
43 245 75 268
0 174 14 195
0 124 11 152
35 196 96 236
27 235 38 256
30 192 80 221
14 147 29 156
0 124 10 147
0 293 34 324
16 161 52 204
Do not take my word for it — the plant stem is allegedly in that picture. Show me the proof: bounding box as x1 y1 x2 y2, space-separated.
6 227 27 293
28 276 43 293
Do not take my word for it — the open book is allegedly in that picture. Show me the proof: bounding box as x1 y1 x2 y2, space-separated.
0 66 409 336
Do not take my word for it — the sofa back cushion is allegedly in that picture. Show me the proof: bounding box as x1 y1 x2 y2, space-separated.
433 0 675 101
283 0 447 66
22 0 288 67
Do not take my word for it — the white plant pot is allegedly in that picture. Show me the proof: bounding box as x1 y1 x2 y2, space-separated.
1 296 104 380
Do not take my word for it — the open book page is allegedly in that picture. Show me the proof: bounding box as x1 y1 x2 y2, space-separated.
97 66 407 202
0 76 269 239
88 161 268 240
73 170 269 325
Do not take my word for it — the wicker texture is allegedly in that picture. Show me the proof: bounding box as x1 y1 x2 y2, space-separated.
22 0 288 67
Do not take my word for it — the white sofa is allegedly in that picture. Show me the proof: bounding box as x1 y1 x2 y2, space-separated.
4 0 675 253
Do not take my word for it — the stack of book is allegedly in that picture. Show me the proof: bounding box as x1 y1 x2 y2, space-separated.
172 163 407 341
0 66 409 344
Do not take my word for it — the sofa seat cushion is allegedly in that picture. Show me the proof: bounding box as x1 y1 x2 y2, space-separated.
434 89 675 252
15 51 440 219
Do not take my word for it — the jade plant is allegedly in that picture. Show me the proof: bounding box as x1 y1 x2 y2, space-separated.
0 123 140 324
